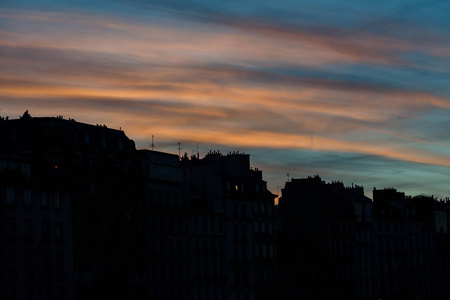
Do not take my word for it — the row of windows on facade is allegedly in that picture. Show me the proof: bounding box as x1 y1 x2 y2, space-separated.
148 262 191 282
6 188 62 209
377 235 435 251
254 243 275 258
254 221 273 234
227 182 266 193
0 160 31 174
148 217 190 235
150 165 182 183
7 285 67 300
151 193 189 211
194 215 224 233
233 202 273 218
7 251 66 277
330 222 355 237
148 238 192 257
330 241 355 259
375 221 425 234
6 218 64 243
149 237 228 257
72 131 124 150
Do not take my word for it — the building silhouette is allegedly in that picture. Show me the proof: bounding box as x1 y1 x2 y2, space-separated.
277 176 371 300
182 151 277 300
1 115 146 300
373 189 437 299
140 149 193 299
1 113 450 299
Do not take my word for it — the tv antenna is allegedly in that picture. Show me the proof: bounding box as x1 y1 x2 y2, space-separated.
151 135 154 150
178 142 182 157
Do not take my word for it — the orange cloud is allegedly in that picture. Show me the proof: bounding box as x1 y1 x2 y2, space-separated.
2 7 450 173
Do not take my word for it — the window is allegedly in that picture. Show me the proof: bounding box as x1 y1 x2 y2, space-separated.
24 190 32 207
8 252 17 274
6 218 17 239
58 287 65 300
55 193 61 210
43 253 51 276
436 211 447 234
45 286 52 300
25 253 34 275
57 253 65 276
84 133 90 144
7 187 15 205
27 286 35 300
56 222 63 243
10 286 17 300
42 220 50 242
41 191 48 208
25 219 33 241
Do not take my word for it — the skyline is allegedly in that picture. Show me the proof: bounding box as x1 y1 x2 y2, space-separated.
2 0 450 198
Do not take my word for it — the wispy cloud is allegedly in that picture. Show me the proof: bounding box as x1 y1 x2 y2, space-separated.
2 2 450 197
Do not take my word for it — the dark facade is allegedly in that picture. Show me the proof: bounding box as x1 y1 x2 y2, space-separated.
0 115 146 300
434 199 450 298
1 159 75 300
277 176 446 300
140 150 193 299
373 189 437 300
2 113 450 300
183 151 277 300
277 176 369 300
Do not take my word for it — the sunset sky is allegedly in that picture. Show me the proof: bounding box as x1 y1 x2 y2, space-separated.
2 0 450 199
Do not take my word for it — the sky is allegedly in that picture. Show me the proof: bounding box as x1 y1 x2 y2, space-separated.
2 0 450 199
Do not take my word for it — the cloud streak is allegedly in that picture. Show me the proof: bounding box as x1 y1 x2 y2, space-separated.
2 2 450 198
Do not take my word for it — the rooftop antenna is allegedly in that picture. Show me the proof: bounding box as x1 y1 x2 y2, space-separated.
178 142 182 157
151 135 154 150
197 143 199 159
